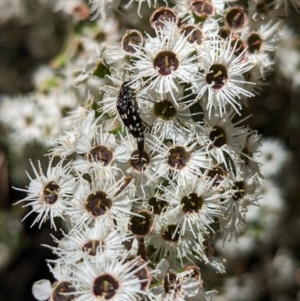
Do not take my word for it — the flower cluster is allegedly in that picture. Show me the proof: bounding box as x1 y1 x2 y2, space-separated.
11 1 293 301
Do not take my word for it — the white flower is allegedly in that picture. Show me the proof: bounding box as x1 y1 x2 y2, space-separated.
194 38 255 116
241 20 280 76
254 137 288 177
162 175 222 237
115 132 158 198
67 254 152 301
139 185 168 216
73 124 119 174
14 159 75 230
0 94 46 150
196 109 249 169
139 88 196 141
69 168 135 227
48 131 77 158
48 110 99 158
128 21 199 98
152 260 202 300
47 221 127 264
219 170 260 239
147 216 203 267
148 133 211 183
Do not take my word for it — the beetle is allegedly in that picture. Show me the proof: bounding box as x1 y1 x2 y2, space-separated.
117 81 148 162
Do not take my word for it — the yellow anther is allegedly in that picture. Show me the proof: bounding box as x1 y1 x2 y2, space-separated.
213 70 223 78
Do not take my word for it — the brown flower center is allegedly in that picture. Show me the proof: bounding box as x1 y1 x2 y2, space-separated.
150 7 178 30
44 182 60 205
130 150 150 172
180 25 203 45
148 197 167 215
122 30 143 54
190 0 215 21
130 211 154 237
209 126 227 147
164 271 181 293
225 7 246 31
206 64 228 89
93 274 119 300
87 146 113 166
153 51 179 76
85 191 112 217
232 181 245 201
82 240 101 256
167 146 190 170
218 26 231 40
207 164 227 186
161 225 180 242
247 32 262 54
154 99 177 120
181 193 204 213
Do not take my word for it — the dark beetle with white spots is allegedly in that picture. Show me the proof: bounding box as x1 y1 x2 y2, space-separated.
117 81 147 161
